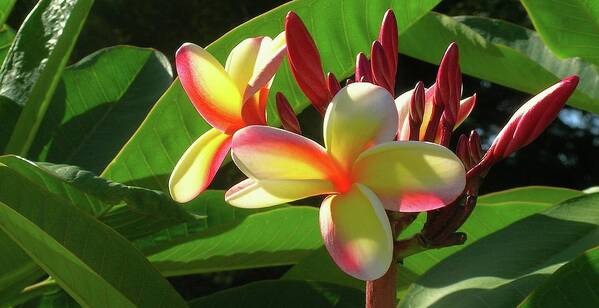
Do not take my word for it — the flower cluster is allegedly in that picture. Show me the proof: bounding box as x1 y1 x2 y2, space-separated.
169 9 579 281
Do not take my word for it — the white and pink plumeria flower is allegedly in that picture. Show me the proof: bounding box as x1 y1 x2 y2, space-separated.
224 82 466 280
169 33 286 203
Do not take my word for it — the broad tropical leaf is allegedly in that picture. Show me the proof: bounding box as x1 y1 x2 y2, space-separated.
400 193 599 307
141 204 322 276
0 0 93 155
188 280 364 308
519 246 599 308
399 12 599 114
520 0 599 66
0 164 186 307
29 46 173 174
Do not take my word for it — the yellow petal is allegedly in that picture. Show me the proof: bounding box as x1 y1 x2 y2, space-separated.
169 128 232 203
324 83 397 171
353 141 465 212
225 37 262 94
320 184 393 280
225 178 334 208
176 43 243 132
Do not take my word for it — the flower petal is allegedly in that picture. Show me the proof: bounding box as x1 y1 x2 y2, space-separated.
455 94 476 128
176 43 243 133
353 141 466 212
169 128 232 203
244 32 287 101
231 125 342 184
324 83 397 171
320 184 393 281
225 37 262 94
395 89 412 141
225 178 334 208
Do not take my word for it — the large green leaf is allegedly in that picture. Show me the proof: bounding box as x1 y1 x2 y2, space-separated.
0 25 14 62
188 280 364 308
400 193 599 308
520 246 599 308
29 46 173 174
101 0 441 190
283 187 583 297
398 12 599 114
454 16 599 117
0 0 93 155
0 0 15 25
144 205 322 276
519 0 599 66
0 155 194 299
0 164 186 307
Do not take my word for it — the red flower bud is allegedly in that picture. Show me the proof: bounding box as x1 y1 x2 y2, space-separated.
355 52 372 83
434 42 461 125
285 12 330 115
377 9 398 95
409 81 425 141
468 76 579 178
275 92 302 135
371 41 394 94
327 72 341 96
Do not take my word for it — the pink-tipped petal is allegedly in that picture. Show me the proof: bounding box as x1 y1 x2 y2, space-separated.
169 129 232 203
320 184 393 281
353 141 466 212
285 12 330 114
276 93 301 134
244 32 287 102
176 43 244 133
487 76 579 161
395 89 412 141
231 126 343 187
225 178 334 208
456 94 476 128
324 83 398 171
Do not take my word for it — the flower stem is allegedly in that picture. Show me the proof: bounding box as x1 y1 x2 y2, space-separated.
365 261 397 308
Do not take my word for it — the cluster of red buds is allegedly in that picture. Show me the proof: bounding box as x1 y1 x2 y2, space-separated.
277 10 579 255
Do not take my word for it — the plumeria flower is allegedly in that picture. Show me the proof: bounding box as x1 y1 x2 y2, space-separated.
169 34 286 203
225 82 466 280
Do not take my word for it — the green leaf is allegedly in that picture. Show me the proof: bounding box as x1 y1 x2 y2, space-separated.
188 280 364 308
0 164 186 307
520 246 599 307
0 0 15 25
29 46 173 174
1 156 194 239
454 16 599 117
284 187 583 298
0 25 14 63
143 204 322 276
400 193 599 308
0 0 93 155
399 12 599 114
101 0 441 190
519 0 599 65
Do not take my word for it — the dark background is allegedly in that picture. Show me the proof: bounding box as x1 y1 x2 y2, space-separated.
7 0 598 299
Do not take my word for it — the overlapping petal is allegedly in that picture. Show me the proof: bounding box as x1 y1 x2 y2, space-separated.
353 141 466 212
176 43 244 133
225 178 335 208
231 125 342 184
169 128 232 203
324 83 397 171
395 89 412 141
320 184 393 281
225 37 262 94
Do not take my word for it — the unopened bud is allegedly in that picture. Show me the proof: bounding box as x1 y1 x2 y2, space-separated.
275 92 302 135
